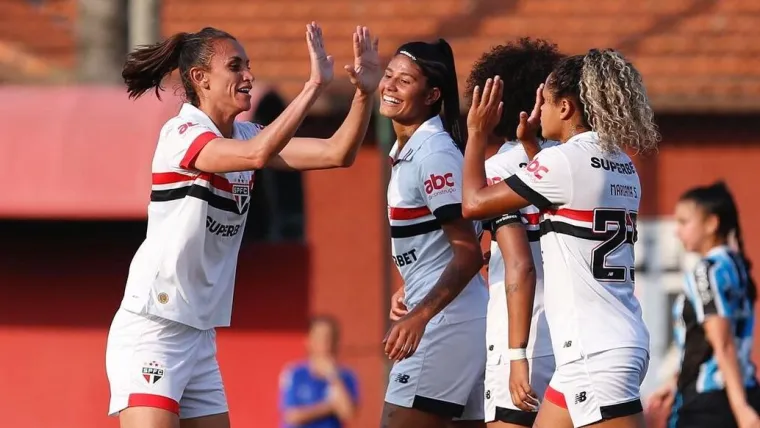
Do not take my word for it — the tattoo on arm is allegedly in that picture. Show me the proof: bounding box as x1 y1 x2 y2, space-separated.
506 283 519 295
415 261 471 316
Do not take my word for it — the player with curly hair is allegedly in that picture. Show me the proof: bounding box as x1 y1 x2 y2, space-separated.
462 48 661 428
466 38 563 428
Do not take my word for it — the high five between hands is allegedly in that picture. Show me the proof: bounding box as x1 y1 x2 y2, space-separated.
305 22 382 95
467 75 545 145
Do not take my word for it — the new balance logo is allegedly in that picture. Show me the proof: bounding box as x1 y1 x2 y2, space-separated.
563 340 572 348
575 391 587 404
394 373 410 384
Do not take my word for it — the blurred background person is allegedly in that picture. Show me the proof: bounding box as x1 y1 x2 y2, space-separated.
647 182 760 428
280 315 359 428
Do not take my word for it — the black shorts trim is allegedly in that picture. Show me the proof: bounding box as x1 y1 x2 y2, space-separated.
494 406 536 426
411 395 465 418
504 175 552 210
670 387 760 428
578 399 642 427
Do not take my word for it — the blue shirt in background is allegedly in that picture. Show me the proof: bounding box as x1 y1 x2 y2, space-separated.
280 361 359 428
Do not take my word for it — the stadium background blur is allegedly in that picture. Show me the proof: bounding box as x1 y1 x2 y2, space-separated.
1 0 759 427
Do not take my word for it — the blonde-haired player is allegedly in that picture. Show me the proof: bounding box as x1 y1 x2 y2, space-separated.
462 49 661 428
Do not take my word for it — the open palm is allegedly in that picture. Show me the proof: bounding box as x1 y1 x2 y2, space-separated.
345 26 381 94
306 22 334 87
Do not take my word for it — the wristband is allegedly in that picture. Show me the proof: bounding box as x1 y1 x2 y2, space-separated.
507 348 527 361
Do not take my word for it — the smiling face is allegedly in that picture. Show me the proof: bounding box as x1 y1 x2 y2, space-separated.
378 54 440 125
190 37 254 116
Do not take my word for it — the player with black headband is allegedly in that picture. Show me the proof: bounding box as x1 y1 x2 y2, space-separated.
379 39 488 428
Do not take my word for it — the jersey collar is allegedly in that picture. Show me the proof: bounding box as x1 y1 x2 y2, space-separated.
178 103 246 139
566 131 597 145
389 115 446 164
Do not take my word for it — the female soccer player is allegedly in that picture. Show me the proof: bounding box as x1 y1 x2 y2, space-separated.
106 23 381 428
647 182 760 428
465 38 564 428
379 39 489 428
462 49 660 428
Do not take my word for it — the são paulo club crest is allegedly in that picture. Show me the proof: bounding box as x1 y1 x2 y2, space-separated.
142 361 165 385
230 171 254 213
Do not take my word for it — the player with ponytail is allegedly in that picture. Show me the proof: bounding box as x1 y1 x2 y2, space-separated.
648 182 760 428
380 39 488 427
107 23 382 428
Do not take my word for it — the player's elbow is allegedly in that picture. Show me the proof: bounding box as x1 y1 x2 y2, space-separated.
710 333 736 356
506 259 536 287
330 150 357 168
244 146 271 170
455 243 484 275
462 200 485 220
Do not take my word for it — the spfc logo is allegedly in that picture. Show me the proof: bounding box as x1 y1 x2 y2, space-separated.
232 184 250 212
142 361 165 385
229 172 253 213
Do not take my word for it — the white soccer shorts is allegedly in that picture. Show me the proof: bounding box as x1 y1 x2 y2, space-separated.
385 315 486 420
105 308 227 419
544 347 649 427
484 353 555 426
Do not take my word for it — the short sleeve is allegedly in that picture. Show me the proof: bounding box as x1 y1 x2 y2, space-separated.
689 259 731 322
279 366 298 410
505 146 572 210
161 120 219 171
417 151 463 223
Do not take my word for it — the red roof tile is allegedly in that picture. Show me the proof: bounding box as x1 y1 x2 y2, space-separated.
2 0 759 112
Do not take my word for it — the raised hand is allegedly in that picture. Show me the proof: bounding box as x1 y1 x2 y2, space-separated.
344 26 381 94
306 22 334 87
466 76 504 134
516 83 544 144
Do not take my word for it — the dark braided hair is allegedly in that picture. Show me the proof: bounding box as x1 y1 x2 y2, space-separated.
122 27 235 105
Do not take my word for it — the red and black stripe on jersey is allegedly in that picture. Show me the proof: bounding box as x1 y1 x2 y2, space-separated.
504 174 638 243
388 203 462 238
151 172 253 215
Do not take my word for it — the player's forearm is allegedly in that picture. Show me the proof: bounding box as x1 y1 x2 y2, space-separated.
461 130 490 218
322 89 373 167
283 401 335 425
410 247 483 321
714 341 751 414
505 258 536 349
521 140 542 161
246 82 323 167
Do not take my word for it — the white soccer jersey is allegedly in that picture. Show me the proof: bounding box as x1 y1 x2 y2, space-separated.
504 131 650 366
387 116 488 324
484 141 557 359
120 103 261 330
